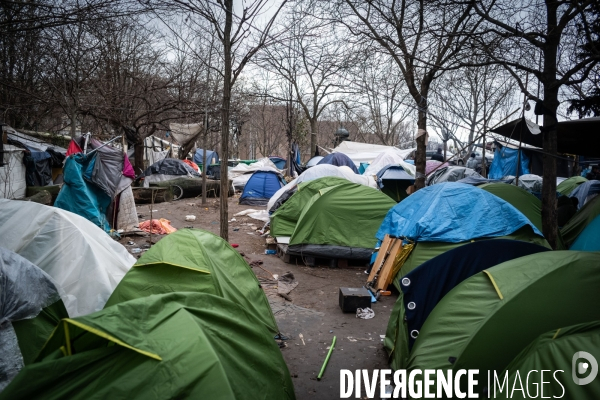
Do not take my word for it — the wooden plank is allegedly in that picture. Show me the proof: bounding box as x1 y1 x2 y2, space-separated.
367 235 393 284
375 240 403 292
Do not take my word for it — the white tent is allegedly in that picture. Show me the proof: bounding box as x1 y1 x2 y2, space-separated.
0 145 26 199
0 200 135 317
363 148 416 176
267 164 377 211
332 141 415 166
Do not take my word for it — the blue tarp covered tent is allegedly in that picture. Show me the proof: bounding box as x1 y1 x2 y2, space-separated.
570 180 600 209
570 215 600 251
317 153 358 173
488 146 530 179
376 182 543 242
193 149 219 166
269 156 286 170
239 171 285 206
55 154 111 232
376 165 415 202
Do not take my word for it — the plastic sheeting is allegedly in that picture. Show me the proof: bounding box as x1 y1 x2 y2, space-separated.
317 153 359 173
229 158 280 179
426 166 482 185
266 164 377 211
0 199 135 317
363 149 416 176
488 146 530 179
142 157 199 178
332 141 415 166
0 248 63 391
193 149 219 166
0 146 26 199
570 180 600 209
86 146 124 198
376 182 543 242
514 173 543 193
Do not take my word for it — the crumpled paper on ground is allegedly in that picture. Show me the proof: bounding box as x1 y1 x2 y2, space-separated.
356 307 375 319
138 218 177 235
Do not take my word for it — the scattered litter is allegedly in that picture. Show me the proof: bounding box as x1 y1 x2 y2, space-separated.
138 219 177 234
131 248 142 254
346 337 373 342
356 307 375 319
186 203 196 206
184 226 193 229
250 225 258 230
127 241 135 246
274 333 289 340
230 218 237 222
142 244 150 248
265 249 277 255
247 232 255 235
273 274 279 280
231 243 239 248
233 228 239 231
185 215 196 221
299 333 305 345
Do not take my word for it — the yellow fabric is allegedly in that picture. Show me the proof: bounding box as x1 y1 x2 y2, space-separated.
483 270 504 300
392 243 415 278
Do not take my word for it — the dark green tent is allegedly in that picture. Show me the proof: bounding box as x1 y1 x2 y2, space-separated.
270 177 350 237
288 183 396 259
0 248 68 391
480 183 566 249
407 251 600 395
557 175 587 196
498 321 600 399
561 195 600 247
0 293 295 400
105 229 278 334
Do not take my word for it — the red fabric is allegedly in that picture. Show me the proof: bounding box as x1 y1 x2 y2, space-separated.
183 159 199 172
138 219 177 235
123 156 135 178
66 140 83 156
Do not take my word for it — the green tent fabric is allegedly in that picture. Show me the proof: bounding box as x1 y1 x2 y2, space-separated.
392 226 550 291
0 293 295 400
407 251 600 395
270 177 350 237
557 175 587 196
105 229 278 334
288 183 396 258
561 195 600 247
480 183 566 249
498 321 600 399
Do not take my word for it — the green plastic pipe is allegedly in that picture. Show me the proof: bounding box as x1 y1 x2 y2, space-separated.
317 336 337 380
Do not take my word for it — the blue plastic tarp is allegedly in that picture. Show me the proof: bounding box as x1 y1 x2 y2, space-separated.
269 156 286 169
55 154 111 232
570 214 600 251
375 182 543 242
317 153 358 173
488 147 530 179
193 149 219 165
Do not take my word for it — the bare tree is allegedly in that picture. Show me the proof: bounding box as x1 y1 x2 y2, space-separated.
470 0 600 248
335 0 481 188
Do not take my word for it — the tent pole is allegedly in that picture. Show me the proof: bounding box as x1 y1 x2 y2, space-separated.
515 74 529 187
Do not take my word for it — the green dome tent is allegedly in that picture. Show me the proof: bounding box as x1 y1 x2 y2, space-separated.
498 321 600 399
480 183 566 249
561 195 600 247
557 175 587 196
105 229 278 334
270 177 351 237
0 293 295 400
407 251 600 396
0 249 68 390
287 183 396 259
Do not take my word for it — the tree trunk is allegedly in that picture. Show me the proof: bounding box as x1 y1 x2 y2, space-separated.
134 140 145 174
414 109 427 189
202 132 207 205
70 108 77 138
219 0 233 240
310 119 317 156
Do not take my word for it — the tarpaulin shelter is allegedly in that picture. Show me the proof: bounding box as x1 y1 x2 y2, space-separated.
271 177 355 237
561 195 600 247
239 170 285 206
288 183 396 259
501 321 600 399
456 176 508 186
269 156 286 169
407 251 600 396
425 166 482 185
0 145 26 199
0 293 295 400
305 156 323 168
425 160 449 175
317 152 359 173
570 180 600 209
375 165 415 202
193 148 219 166
514 173 543 193
0 248 68 391
267 165 377 211
0 200 135 317
557 175 587 196
105 229 278 334
570 214 600 251
141 157 200 188
383 240 549 371
490 116 600 158
230 158 280 191
488 144 531 179
331 141 414 166
363 149 416 177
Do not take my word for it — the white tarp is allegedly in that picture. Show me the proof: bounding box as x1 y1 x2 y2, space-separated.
0 200 135 317
363 148 416 176
230 157 281 179
169 123 203 148
0 145 26 200
267 164 377 211
332 141 415 166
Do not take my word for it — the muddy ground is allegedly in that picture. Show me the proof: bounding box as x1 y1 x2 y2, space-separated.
120 195 397 400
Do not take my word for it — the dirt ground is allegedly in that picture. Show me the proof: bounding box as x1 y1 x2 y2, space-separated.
120 195 397 400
